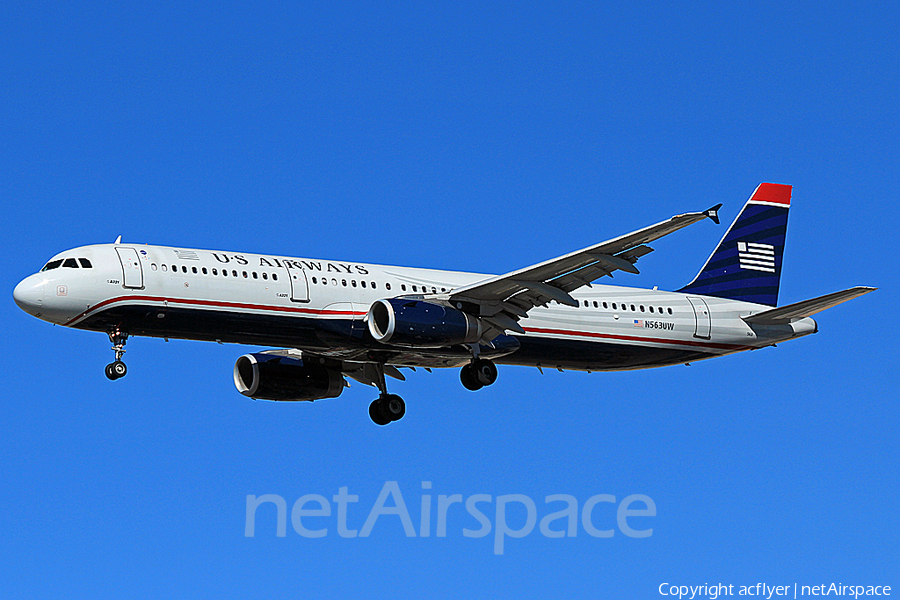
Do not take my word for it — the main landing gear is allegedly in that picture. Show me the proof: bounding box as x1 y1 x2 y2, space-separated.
369 394 405 426
460 358 498 391
105 329 129 380
368 364 406 426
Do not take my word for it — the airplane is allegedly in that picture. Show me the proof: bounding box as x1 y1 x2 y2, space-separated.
13 183 874 425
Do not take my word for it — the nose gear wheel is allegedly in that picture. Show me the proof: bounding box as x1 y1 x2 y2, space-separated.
105 329 129 380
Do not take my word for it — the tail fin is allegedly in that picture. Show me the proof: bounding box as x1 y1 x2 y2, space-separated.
678 183 791 306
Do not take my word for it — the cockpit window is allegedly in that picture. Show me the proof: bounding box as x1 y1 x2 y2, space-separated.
62 258 79 268
78 258 93 268
41 260 64 271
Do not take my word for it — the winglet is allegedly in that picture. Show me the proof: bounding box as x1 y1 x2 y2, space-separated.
703 203 723 225
114 235 122 244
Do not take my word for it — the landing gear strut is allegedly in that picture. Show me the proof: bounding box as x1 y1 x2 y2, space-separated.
460 358 498 391
105 329 129 380
368 364 406 425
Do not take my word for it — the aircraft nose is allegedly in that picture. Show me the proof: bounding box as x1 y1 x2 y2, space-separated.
13 276 44 315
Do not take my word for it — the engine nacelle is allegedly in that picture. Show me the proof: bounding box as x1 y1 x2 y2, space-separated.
367 298 482 348
233 353 344 401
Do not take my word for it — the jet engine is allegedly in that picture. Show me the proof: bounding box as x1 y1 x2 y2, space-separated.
233 353 344 401
367 298 482 348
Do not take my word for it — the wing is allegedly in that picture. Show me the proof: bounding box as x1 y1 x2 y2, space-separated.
445 204 722 337
259 348 413 386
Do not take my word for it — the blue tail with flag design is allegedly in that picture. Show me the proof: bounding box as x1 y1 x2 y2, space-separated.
678 183 791 307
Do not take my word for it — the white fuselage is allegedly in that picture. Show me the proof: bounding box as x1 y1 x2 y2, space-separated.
14 243 817 371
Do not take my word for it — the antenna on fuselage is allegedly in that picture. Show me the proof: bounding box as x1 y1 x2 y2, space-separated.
114 235 122 244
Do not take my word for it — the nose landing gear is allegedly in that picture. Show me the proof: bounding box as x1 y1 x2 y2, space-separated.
105 329 129 380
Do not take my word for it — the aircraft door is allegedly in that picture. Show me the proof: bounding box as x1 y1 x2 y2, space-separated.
285 264 310 302
115 247 144 289
687 297 711 339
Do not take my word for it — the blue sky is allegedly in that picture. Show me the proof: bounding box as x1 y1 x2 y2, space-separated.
2 1 897 597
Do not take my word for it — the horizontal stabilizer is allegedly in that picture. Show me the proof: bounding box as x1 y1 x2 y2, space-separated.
742 287 876 324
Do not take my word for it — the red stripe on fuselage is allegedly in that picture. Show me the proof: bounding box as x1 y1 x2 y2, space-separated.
523 326 749 351
64 295 367 327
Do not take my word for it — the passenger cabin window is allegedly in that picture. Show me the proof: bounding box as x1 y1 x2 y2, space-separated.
41 260 63 271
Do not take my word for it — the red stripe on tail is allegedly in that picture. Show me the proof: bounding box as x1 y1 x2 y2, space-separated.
750 183 792 206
